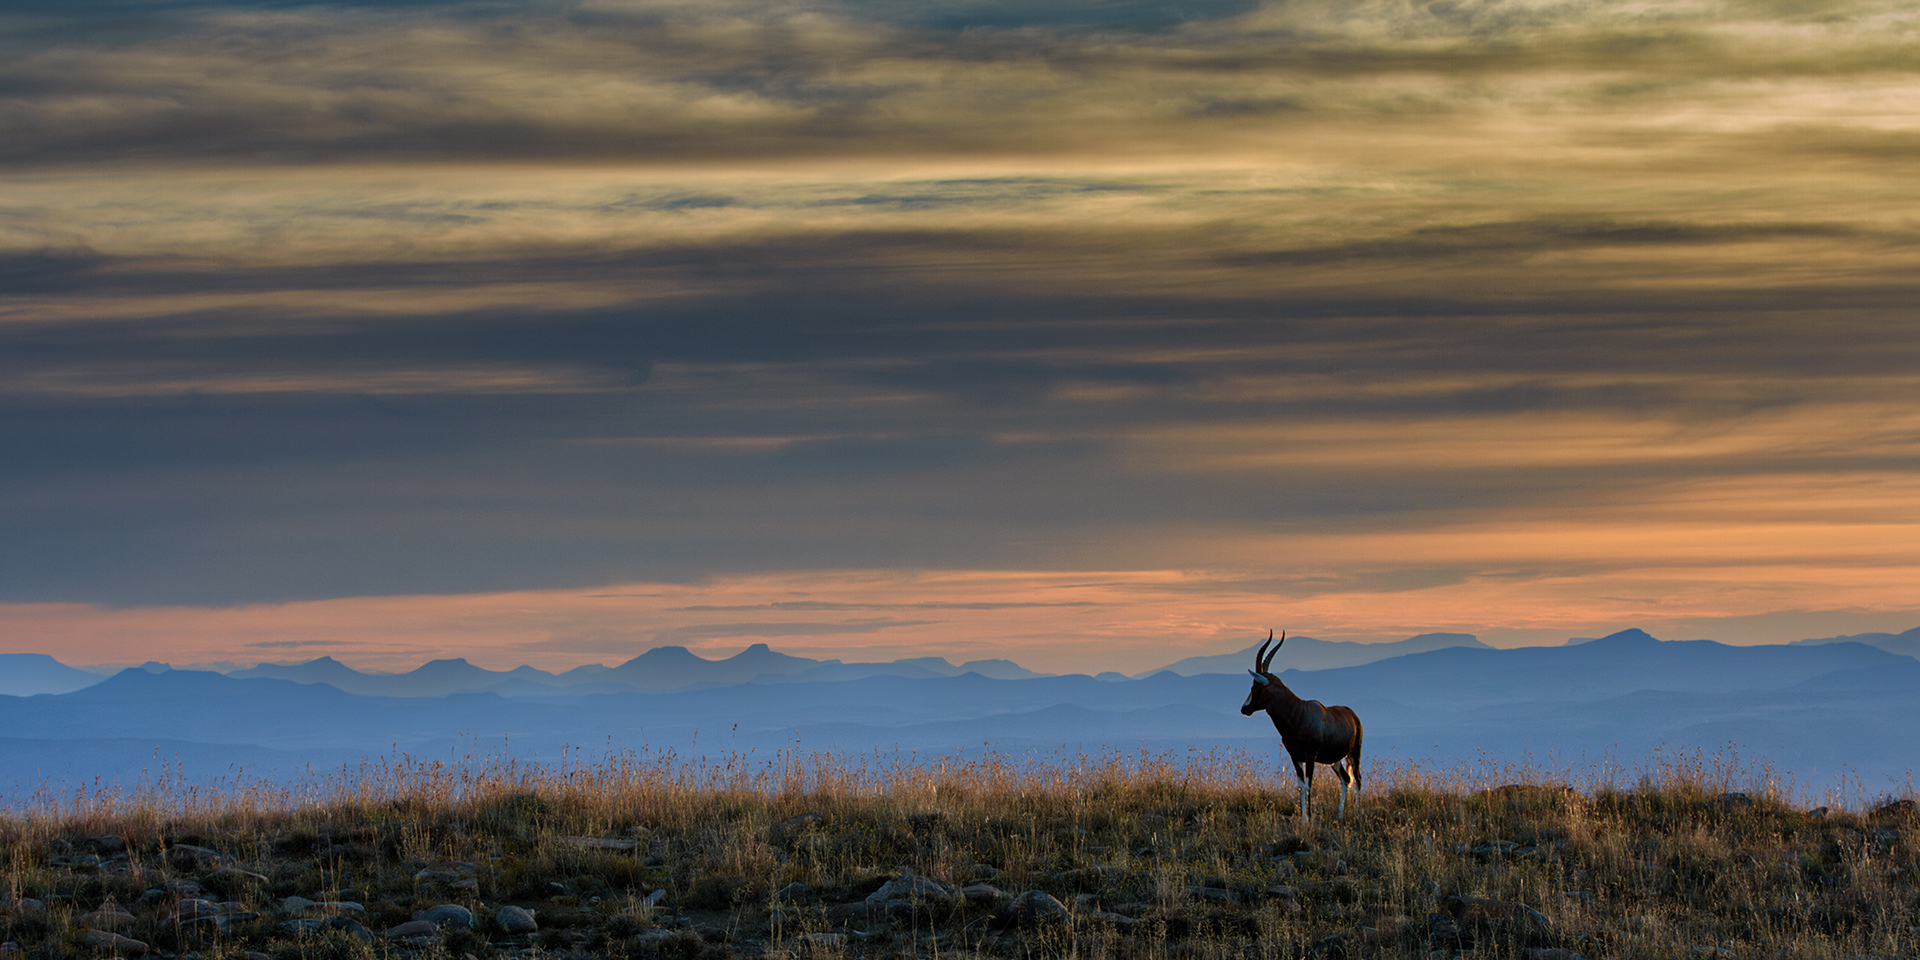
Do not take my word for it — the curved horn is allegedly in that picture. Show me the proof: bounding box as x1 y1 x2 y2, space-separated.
1253 629 1274 674
1258 629 1286 673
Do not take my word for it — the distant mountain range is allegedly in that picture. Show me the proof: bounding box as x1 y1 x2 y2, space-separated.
3 627 1918 803
226 642 1045 697
1144 632 1490 675
0 653 109 697
1790 625 1920 661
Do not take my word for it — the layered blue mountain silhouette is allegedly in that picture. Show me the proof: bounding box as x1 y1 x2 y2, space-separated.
0 653 105 697
2 628 1916 802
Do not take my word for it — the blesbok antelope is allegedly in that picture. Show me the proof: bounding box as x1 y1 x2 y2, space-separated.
1241 630 1365 821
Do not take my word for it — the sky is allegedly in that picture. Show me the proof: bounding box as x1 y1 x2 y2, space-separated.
3 0 1919 675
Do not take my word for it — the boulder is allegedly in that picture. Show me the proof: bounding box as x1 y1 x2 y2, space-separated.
82 930 149 955
80 903 137 931
384 919 443 946
495 905 539 933
1006 890 1070 927
962 883 1009 908
865 872 957 904
414 903 475 930
1439 895 1553 944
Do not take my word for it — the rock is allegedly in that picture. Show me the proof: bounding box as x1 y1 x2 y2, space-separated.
1524 950 1590 960
559 836 639 851
642 889 667 909
279 915 374 942
774 881 808 901
81 903 137 931
1439 895 1553 944
1468 840 1521 861
774 813 824 843
205 866 269 888
1006 890 1070 927
962 883 1009 908
969 864 1003 881
865 872 957 904
1310 933 1347 959
634 928 699 952
1189 886 1239 904
1713 792 1756 813
166 899 260 934
1870 798 1915 821
85 835 127 854
167 844 230 868
496 905 539 933
82 930 149 955
1088 911 1140 926
162 879 209 899
275 897 366 919
414 861 478 883
385 919 443 945
2 899 44 917
415 903 475 930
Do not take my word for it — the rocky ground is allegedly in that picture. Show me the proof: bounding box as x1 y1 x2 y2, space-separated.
0 763 1914 960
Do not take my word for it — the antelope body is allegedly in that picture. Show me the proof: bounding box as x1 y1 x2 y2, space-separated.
1241 630 1365 821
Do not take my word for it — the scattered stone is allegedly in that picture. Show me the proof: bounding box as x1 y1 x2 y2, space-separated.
495 905 539 933
1270 859 1300 879
81 902 137 931
1870 798 1916 821
1310 932 1348 960
962 883 1009 909
559 836 639 851
774 813 824 843
969 864 1003 881
641 889 667 909
205 866 269 887
414 861 478 883
633 928 698 952
1006 890 1070 927
1088 911 1141 926
866 871 957 904
414 903 475 930
451 878 481 894
85 835 127 854
1188 886 1239 905
278 916 375 942
165 898 260 934
2 894 43 917
1467 840 1520 861
385 919 444 946
275 897 366 919
82 930 149 955
1439 895 1553 944
1713 793 1756 813
162 879 209 899
773 881 808 901
167 844 230 868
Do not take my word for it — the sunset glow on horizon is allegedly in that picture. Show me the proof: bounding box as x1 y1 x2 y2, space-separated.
5 0 1920 675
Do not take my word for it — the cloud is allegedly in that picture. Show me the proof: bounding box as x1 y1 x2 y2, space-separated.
1 0 1918 657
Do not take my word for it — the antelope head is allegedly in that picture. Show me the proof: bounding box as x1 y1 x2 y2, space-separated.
1241 629 1285 715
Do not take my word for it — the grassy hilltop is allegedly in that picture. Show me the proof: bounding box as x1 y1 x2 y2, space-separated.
0 750 1914 960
